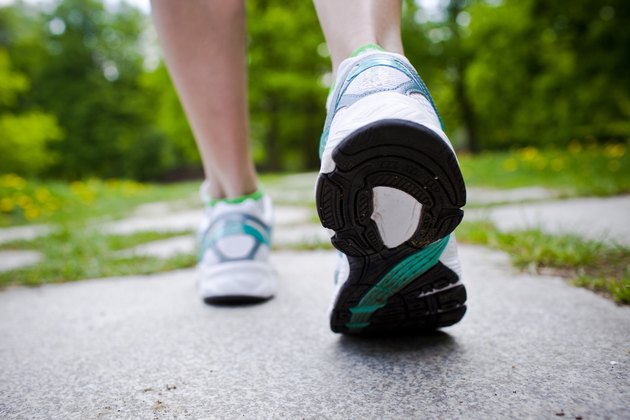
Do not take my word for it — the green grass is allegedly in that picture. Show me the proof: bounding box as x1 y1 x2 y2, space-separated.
0 173 313 227
0 172 320 287
0 176 203 287
2 142 628 227
459 142 630 196
456 220 630 304
0 175 199 227
0 222 336 287
1 143 628 294
0 227 196 287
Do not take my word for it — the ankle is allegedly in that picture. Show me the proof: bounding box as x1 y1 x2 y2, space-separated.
200 180 262 205
208 189 263 206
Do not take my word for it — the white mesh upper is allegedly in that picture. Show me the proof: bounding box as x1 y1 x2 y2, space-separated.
344 67 410 95
215 234 255 259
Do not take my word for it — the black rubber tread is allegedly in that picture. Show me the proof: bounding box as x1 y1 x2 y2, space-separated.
330 261 466 334
316 119 466 257
318 119 468 334
203 295 271 306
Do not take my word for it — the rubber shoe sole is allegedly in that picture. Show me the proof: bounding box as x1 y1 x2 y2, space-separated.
316 119 467 334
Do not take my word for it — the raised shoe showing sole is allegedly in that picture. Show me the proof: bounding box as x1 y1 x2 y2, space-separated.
317 119 467 334
316 50 468 334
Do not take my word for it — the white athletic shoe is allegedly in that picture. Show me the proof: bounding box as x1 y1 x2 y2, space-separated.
316 47 467 334
197 183 276 304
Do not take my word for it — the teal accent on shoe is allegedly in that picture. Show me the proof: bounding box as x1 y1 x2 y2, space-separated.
349 303 386 314
319 54 444 159
346 322 370 329
319 129 330 159
346 235 451 332
198 214 271 262
205 221 270 248
350 43 384 57
242 224 269 246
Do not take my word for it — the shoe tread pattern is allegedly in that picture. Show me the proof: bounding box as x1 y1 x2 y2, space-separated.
330 259 466 334
316 119 466 256
316 119 467 334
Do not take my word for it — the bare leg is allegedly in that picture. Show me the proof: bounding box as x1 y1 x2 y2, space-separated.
151 0 256 198
313 0 404 72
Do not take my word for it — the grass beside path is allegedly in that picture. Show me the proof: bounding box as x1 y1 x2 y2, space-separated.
0 176 199 227
459 142 629 196
1 143 628 301
5 218 627 306
457 220 630 304
1 142 629 228
0 227 195 287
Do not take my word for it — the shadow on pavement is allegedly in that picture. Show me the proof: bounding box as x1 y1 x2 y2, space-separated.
335 330 459 358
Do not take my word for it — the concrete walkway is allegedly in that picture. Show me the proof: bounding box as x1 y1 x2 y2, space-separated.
109 193 630 260
1 246 628 419
468 195 630 246
1 182 629 418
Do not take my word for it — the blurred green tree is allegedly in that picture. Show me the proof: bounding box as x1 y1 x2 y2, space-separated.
405 0 630 151
34 0 166 179
247 0 328 171
464 0 630 149
402 0 481 152
0 48 62 175
1 0 186 180
2 0 628 179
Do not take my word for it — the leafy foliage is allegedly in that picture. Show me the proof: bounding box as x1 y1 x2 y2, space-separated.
464 0 630 149
1 0 629 178
0 48 62 175
246 0 328 171
1 0 184 179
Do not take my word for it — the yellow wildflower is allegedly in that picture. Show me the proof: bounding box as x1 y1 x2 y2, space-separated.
15 194 33 208
551 158 565 172
519 146 539 161
604 144 626 159
24 206 39 220
0 198 15 212
35 187 52 202
502 158 518 172
71 181 95 203
1 173 26 190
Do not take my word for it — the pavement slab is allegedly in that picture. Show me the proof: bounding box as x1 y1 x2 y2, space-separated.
115 224 330 259
1 245 628 419
466 186 560 205
0 250 42 272
103 205 313 235
467 195 630 246
0 225 50 245
266 175 562 207
114 235 197 260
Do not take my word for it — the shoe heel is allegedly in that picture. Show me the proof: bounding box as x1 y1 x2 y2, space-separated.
316 119 466 255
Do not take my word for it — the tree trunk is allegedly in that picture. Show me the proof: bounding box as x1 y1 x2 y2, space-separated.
455 65 480 153
265 99 282 171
